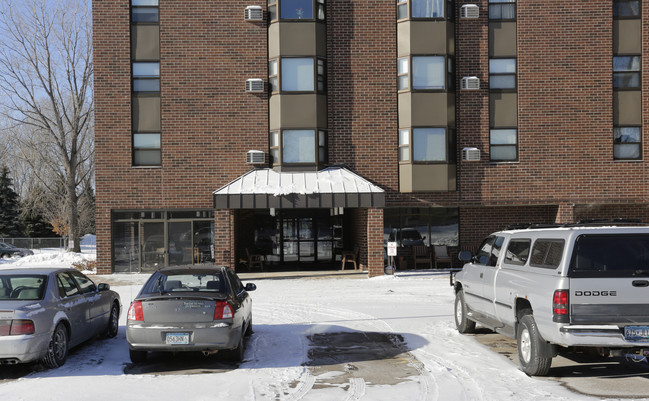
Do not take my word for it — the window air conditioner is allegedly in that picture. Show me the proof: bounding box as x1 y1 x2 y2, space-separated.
461 76 480 90
460 4 480 19
462 147 481 162
245 78 264 93
244 6 264 21
246 150 265 164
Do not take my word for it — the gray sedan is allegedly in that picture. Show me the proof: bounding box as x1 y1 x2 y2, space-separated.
0 268 121 368
126 265 255 363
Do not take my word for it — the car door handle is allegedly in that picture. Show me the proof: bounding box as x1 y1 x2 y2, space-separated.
632 280 649 287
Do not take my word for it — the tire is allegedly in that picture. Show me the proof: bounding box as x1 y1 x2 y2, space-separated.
105 303 119 338
226 333 245 362
1 253 10 260
41 323 68 369
129 349 148 363
517 314 552 376
454 289 476 334
244 317 253 337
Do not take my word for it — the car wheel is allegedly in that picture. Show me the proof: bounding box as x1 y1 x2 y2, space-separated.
129 349 148 363
244 317 253 337
226 333 245 362
105 303 119 338
454 289 476 334
517 314 552 376
41 323 68 369
1 253 10 260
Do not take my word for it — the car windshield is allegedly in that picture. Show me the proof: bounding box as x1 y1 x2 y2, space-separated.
141 271 227 294
0 275 47 300
0 242 16 249
570 234 649 278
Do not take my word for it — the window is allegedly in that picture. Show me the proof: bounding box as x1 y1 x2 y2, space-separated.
413 128 446 162
131 0 159 22
489 58 516 89
412 56 445 90
316 0 325 20
281 58 314 92
398 129 410 162
412 0 444 18
318 130 327 163
614 0 640 17
504 239 530 266
317 58 326 92
397 57 409 90
269 59 278 92
70 271 97 294
614 126 641 160
57 273 80 298
283 130 316 163
132 62 160 92
490 129 517 161
281 0 314 19
397 0 408 19
489 0 515 20
530 239 564 269
613 56 640 88
133 133 161 166
270 131 279 164
268 0 277 20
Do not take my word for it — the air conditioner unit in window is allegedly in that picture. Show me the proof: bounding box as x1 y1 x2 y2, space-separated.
462 147 481 162
246 150 265 164
461 76 480 90
245 78 264 93
460 4 480 19
244 6 263 21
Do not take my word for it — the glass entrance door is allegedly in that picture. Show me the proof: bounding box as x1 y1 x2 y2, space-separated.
141 222 165 271
279 214 332 264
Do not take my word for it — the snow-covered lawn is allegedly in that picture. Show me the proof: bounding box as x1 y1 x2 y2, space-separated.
0 247 643 401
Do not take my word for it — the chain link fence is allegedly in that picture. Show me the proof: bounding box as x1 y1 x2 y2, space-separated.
0 238 65 249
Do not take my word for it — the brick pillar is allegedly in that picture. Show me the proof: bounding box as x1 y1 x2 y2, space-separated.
367 208 384 278
555 203 575 224
214 209 234 268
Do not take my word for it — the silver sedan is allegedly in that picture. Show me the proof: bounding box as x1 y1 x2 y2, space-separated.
0 267 121 368
126 265 256 363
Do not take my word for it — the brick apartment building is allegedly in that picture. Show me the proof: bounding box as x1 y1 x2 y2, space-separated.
93 0 649 276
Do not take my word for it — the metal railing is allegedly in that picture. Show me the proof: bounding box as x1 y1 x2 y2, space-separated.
0 237 65 249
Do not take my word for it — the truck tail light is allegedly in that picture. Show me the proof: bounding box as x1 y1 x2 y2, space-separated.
553 290 569 322
127 301 144 321
214 301 233 320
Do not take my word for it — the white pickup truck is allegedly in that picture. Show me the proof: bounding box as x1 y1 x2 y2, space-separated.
452 224 649 375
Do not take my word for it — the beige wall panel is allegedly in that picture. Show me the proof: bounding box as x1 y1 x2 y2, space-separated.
279 23 316 56
490 93 518 127
489 22 516 57
411 92 450 126
398 92 412 128
399 163 413 192
447 93 456 127
410 21 447 55
280 94 318 128
132 95 160 131
446 22 455 56
132 25 160 60
269 95 281 131
315 23 327 57
397 22 410 57
412 164 452 191
613 91 641 125
268 23 280 59
614 19 641 55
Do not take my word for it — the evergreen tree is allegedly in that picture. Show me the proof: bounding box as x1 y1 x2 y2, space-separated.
0 166 23 237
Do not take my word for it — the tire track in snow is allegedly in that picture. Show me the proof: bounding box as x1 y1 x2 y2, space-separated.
343 377 366 401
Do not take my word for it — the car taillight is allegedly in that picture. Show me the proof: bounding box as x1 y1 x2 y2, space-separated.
553 290 569 322
127 301 144 321
0 320 35 336
214 301 233 320
11 320 35 335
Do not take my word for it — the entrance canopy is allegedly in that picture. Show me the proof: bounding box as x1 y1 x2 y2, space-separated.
213 167 385 209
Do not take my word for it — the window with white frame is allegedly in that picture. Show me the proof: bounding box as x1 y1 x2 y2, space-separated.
269 59 278 92
490 129 517 161
398 129 410 162
614 127 641 160
397 57 409 90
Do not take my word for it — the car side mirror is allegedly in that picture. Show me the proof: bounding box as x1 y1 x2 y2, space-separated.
98 283 111 292
458 250 473 263
245 283 256 292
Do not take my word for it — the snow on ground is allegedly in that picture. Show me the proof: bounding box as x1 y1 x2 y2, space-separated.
0 248 646 401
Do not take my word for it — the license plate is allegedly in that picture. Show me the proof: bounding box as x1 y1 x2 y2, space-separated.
625 326 649 342
165 332 190 345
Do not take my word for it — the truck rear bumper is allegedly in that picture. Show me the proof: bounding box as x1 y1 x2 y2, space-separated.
558 325 649 347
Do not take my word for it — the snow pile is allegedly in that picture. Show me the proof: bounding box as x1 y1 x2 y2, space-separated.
10 250 95 268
